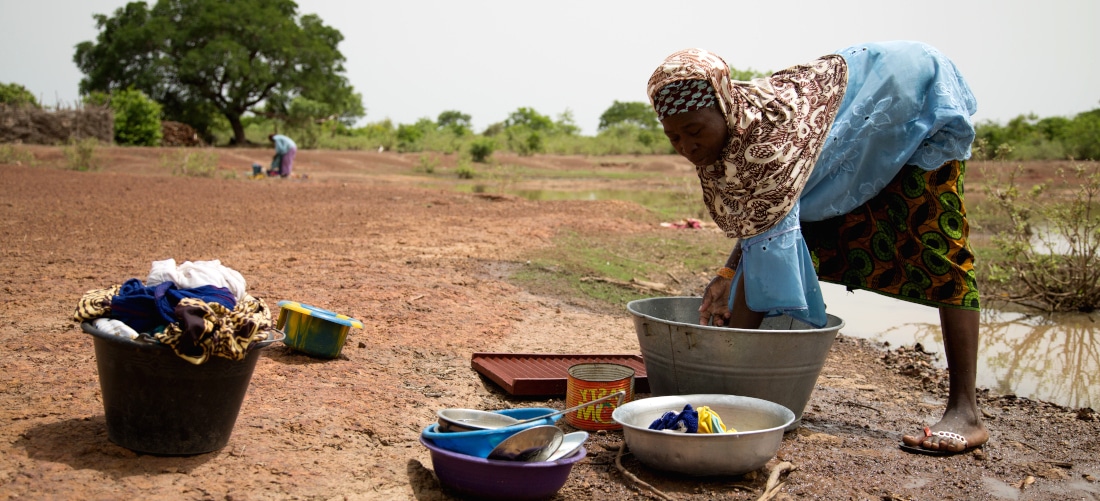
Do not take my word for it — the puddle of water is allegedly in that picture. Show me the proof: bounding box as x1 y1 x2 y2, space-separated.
821 283 1098 410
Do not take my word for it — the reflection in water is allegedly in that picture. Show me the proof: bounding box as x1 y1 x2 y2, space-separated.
821 283 1098 409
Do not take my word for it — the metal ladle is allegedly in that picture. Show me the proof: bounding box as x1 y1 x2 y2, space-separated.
436 390 627 432
509 390 626 427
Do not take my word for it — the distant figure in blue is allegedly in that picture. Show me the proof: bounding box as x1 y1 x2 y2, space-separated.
268 133 297 178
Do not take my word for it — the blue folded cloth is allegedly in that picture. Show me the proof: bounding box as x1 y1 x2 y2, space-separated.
109 278 236 333
648 403 699 433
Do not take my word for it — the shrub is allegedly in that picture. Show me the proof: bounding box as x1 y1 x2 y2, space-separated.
416 154 438 174
397 123 425 152
455 160 475 179
0 144 36 166
0 82 39 108
111 89 163 146
62 138 100 171
469 138 496 163
163 149 219 177
982 163 1100 312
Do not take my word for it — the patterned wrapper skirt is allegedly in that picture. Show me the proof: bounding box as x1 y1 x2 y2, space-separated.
801 160 980 310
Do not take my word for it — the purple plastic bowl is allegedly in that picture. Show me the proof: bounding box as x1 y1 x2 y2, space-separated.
420 435 586 501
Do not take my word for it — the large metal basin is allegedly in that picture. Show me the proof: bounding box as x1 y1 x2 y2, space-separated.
627 297 844 430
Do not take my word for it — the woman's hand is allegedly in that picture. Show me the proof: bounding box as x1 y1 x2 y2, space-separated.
698 275 733 326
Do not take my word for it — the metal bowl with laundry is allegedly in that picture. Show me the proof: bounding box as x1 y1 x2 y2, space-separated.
612 394 795 476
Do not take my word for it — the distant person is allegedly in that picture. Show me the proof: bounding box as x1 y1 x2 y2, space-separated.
647 41 988 456
268 133 297 178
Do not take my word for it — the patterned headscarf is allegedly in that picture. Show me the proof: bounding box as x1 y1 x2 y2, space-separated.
648 48 848 238
652 80 717 120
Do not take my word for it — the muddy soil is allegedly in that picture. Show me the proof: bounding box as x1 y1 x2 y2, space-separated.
1 146 1097 500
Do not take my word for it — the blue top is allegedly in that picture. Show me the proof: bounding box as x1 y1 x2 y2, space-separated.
733 41 978 327
272 134 297 155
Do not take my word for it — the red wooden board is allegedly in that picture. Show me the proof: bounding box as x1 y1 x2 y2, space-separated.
471 353 649 396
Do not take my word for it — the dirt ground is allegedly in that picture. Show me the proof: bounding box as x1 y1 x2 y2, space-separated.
1 146 1098 500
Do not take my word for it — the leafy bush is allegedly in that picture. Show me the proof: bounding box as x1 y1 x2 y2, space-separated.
469 138 496 163
455 161 475 179
416 154 438 174
162 149 219 177
982 163 1100 312
62 138 100 171
110 89 163 146
0 144 36 165
0 82 39 108
397 123 425 152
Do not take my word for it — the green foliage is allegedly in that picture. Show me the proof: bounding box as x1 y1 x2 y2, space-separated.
598 101 660 131
981 163 1100 312
415 154 437 174
1064 109 1100 160
0 144 36 166
975 109 1100 161
469 137 496 163
162 149 219 177
554 109 581 136
438 110 472 136
0 82 39 108
729 66 770 81
81 91 110 107
109 88 163 146
397 123 427 152
62 138 100 171
505 107 554 131
455 160 475 179
74 0 361 145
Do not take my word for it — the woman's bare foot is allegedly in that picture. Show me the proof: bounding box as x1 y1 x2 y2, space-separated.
902 409 988 454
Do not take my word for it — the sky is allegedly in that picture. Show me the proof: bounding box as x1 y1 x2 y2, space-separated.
1 0 1098 136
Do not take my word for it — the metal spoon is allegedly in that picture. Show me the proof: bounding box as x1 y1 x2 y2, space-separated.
437 390 626 432
507 390 627 427
486 425 564 461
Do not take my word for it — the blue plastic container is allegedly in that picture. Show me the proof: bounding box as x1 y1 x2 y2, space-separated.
275 300 362 358
421 408 562 458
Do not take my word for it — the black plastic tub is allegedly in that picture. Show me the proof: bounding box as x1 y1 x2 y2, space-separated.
82 322 282 455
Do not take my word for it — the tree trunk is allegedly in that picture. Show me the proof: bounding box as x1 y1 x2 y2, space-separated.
227 112 246 146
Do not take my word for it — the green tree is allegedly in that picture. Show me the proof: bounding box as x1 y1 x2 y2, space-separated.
74 0 362 145
555 109 581 136
598 101 659 131
437 110 472 135
0 82 39 108
505 107 554 131
1065 109 1100 160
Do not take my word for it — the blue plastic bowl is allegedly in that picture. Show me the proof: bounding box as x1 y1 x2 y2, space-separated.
421 407 561 458
421 435 586 501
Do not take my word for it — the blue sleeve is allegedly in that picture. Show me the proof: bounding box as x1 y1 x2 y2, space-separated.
730 204 827 328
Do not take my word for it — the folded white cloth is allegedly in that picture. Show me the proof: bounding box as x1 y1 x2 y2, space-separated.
93 318 140 340
146 258 248 301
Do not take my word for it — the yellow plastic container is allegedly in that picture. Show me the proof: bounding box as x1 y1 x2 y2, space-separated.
275 301 363 358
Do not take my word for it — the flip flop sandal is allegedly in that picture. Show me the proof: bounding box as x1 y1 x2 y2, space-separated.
899 427 970 456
